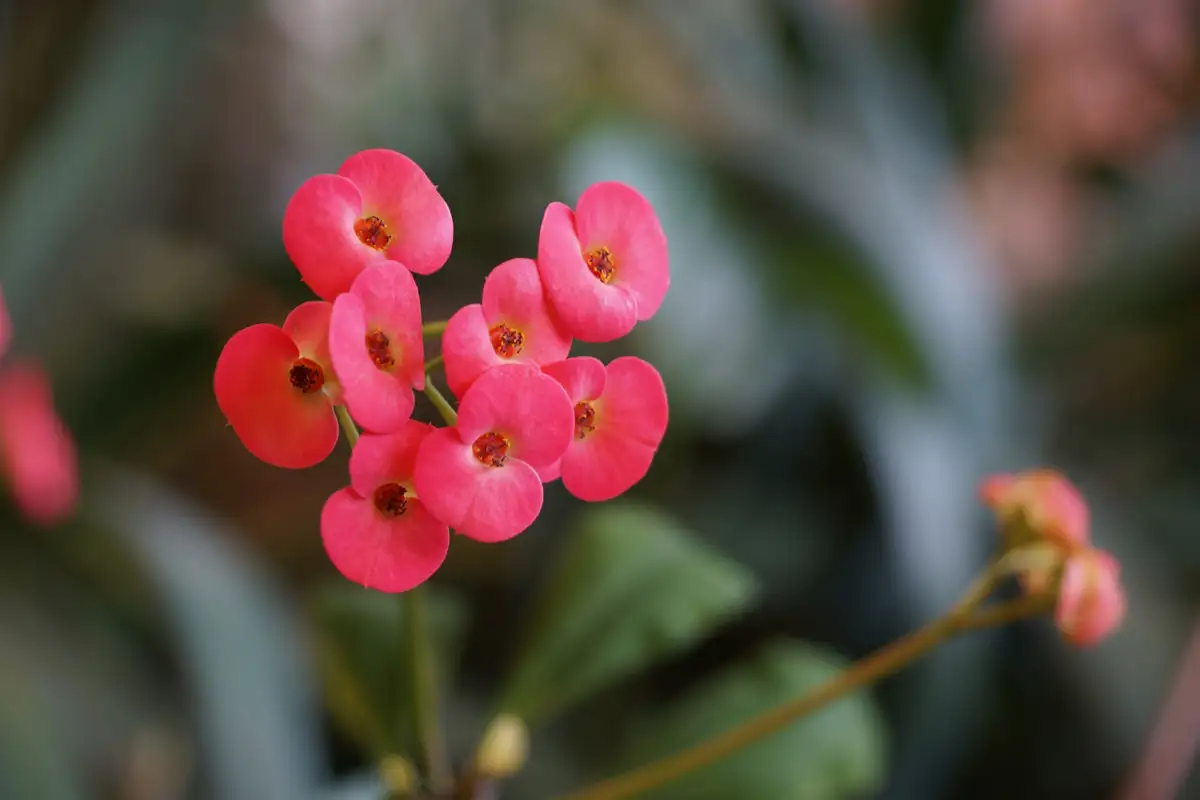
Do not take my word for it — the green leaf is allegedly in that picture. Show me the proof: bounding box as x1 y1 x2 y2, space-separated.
621 640 886 800
500 503 759 724
311 584 470 758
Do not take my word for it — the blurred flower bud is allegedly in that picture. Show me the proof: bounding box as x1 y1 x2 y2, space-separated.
378 755 416 796
475 713 529 779
980 469 1089 551
1055 548 1126 647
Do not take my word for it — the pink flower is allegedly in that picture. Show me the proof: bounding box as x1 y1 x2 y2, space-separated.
538 357 668 501
414 364 573 542
0 287 11 358
980 469 1089 550
283 148 453 300
441 258 572 397
0 364 77 524
329 262 425 433
537 181 669 343
214 301 340 469
1056 548 1126 647
321 421 450 593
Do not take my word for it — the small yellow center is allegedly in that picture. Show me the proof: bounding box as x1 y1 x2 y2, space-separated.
354 215 392 250
289 358 325 394
573 402 597 439
472 432 510 467
489 324 525 359
584 247 616 284
365 329 395 370
373 483 408 517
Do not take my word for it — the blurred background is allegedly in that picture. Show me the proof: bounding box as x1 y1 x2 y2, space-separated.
1 0 1198 798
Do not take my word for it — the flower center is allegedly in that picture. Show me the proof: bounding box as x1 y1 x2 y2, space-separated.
354 215 392 250
472 432 509 467
584 246 616 284
365 329 395 370
289 358 325 394
373 482 408 518
489 324 525 359
574 401 597 439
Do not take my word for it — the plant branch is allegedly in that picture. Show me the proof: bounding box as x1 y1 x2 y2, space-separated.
962 593 1055 629
405 587 452 794
423 377 457 426
422 321 448 337
557 559 1043 800
335 405 360 447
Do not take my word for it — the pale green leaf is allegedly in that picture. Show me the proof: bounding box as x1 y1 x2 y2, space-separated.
500 503 759 724
622 640 886 800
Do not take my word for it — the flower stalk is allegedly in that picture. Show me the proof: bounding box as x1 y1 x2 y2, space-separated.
422 378 457 426
405 586 452 794
422 320 448 337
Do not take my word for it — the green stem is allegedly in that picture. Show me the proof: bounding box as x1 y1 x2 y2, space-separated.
557 560 1038 800
423 377 457 426
963 592 1055 629
335 405 360 447
424 353 444 373
422 320 448 337
405 587 452 794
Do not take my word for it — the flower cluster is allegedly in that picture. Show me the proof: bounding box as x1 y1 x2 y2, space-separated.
215 149 670 592
981 469 1125 646
0 290 76 524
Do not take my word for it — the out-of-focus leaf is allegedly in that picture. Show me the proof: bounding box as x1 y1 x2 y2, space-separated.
0 661 84 800
620 640 886 800
92 467 325 800
312 583 470 757
0 0 232 329
500 503 759 724
769 236 929 387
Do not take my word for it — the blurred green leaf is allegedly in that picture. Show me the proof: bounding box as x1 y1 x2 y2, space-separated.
95 468 326 799
312 583 470 757
621 640 886 800
0 661 84 800
500 503 759 724
769 235 930 388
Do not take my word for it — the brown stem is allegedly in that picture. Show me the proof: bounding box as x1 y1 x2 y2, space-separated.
557 561 1045 800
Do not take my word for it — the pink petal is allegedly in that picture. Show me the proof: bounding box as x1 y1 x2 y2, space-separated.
455 363 573 468
282 301 333 365
350 262 426 391
535 458 562 484
337 149 453 276
542 357 606 403
441 304 504 399
574 181 670 321
321 487 449 593
349 421 435 498
214 324 338 468
980 469 1090 548
559 357 668 502
413 427 544 543
1056 549 1126 647
0 365 77 524
481 258 572 364
328 263 425 434
283 301 340 402
0 287 11 360
537 202 638 343
283 173 385 300
442 261 574 398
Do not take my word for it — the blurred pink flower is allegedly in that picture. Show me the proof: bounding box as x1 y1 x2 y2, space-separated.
0 294 76 524
1056 548 1126 646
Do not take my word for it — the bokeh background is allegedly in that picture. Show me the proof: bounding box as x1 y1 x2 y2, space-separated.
1 0 1198 798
